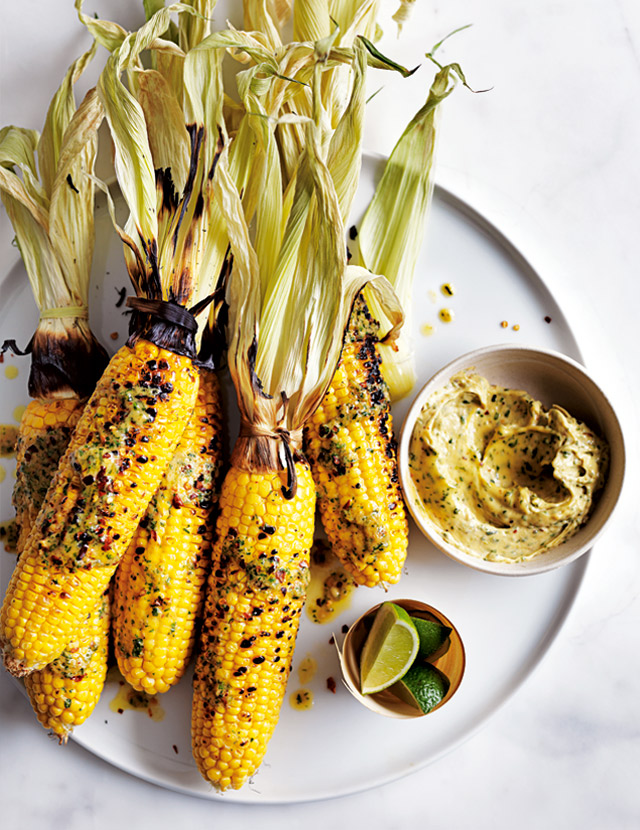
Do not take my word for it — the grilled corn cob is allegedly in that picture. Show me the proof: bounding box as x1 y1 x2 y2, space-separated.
24 588 110 743
113 368 223 694
192 460 315 791
0 340 199 676
13 398 86 554
304 296 408 587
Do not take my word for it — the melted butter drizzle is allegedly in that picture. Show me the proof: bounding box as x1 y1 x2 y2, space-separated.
107 667 165 721
306 542 356 624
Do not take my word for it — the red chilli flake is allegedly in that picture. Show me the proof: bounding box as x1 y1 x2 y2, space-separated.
172 745 179 754
327 677 337 694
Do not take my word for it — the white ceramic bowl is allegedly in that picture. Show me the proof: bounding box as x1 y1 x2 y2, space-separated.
398 345 626 576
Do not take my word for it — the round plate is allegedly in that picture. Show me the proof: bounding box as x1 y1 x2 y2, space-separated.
0 154 588 802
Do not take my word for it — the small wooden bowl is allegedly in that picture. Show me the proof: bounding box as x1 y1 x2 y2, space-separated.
338 599 466 719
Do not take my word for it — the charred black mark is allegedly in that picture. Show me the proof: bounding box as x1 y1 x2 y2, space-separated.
66 174 80 194
172 124 205 252
156 168 179 215
207 128 225 180
248 337 273 400
139 236 162 299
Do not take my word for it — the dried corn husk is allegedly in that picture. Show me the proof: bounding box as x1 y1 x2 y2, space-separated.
0 46 107 397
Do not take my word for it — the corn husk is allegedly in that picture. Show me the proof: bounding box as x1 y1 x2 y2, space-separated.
217 57 403 484
0 46 108 398
90 1 232 354
358 62 463 400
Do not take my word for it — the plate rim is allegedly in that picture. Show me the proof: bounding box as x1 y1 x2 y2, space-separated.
0 163 592 803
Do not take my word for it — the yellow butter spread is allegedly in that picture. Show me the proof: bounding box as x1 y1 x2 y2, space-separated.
408 371 608 562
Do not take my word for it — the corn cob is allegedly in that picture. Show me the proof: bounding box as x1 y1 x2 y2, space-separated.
188 24 404 791
23 588 110 743
304 296 408 587
192 460 315 791
113 368 223 694
0 340 199 676
13 398 86 554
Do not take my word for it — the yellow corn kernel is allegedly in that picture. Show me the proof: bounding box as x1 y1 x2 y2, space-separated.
0 340 199 676
304 300 408 587
24 590 110 743
13 397 85 554
192 461 315 792
112 369 223 695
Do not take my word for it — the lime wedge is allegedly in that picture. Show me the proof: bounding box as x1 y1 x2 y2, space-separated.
391 662 450 714
359 602 419 695
411 617 452 661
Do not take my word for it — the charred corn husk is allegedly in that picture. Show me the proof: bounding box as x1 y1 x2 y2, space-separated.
304 296 408 587
192 461 315 791
13 398 85 554
0 341 199 676
113 368 223 694
24 589 110 743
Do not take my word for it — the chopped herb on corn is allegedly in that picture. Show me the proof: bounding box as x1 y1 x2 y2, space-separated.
304 296 408 587
113 368 223 694
0 342 199 676
24 589 110 743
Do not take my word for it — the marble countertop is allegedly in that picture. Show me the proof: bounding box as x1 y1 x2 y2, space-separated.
1 2 638 827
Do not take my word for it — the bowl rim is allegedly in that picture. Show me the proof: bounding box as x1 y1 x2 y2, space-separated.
397 343 626 576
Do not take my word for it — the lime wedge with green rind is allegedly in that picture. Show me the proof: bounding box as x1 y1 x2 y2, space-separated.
390 662 450 714
359 602 419 695
411 617 452 661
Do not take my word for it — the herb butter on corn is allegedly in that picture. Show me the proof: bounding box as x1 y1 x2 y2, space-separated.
408 371 609 562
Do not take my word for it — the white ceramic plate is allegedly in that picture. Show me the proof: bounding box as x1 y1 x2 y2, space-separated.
0 154 589 803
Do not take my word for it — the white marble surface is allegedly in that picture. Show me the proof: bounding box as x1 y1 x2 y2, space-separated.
1 1 639 827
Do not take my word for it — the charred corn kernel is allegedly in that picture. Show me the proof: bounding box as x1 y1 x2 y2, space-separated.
24 590 110 743
192 462 315 792
113 370 223 694
0 340 199 676
304 298 408 587
12 397 85 555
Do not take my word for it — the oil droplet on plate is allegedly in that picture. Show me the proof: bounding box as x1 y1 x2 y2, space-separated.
290 688 313 711
307 541 356 624
108 668 165 721
438 308 454 323
4 365 18 380
420 323 435 337
297 655 317 684
13 405 26 424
